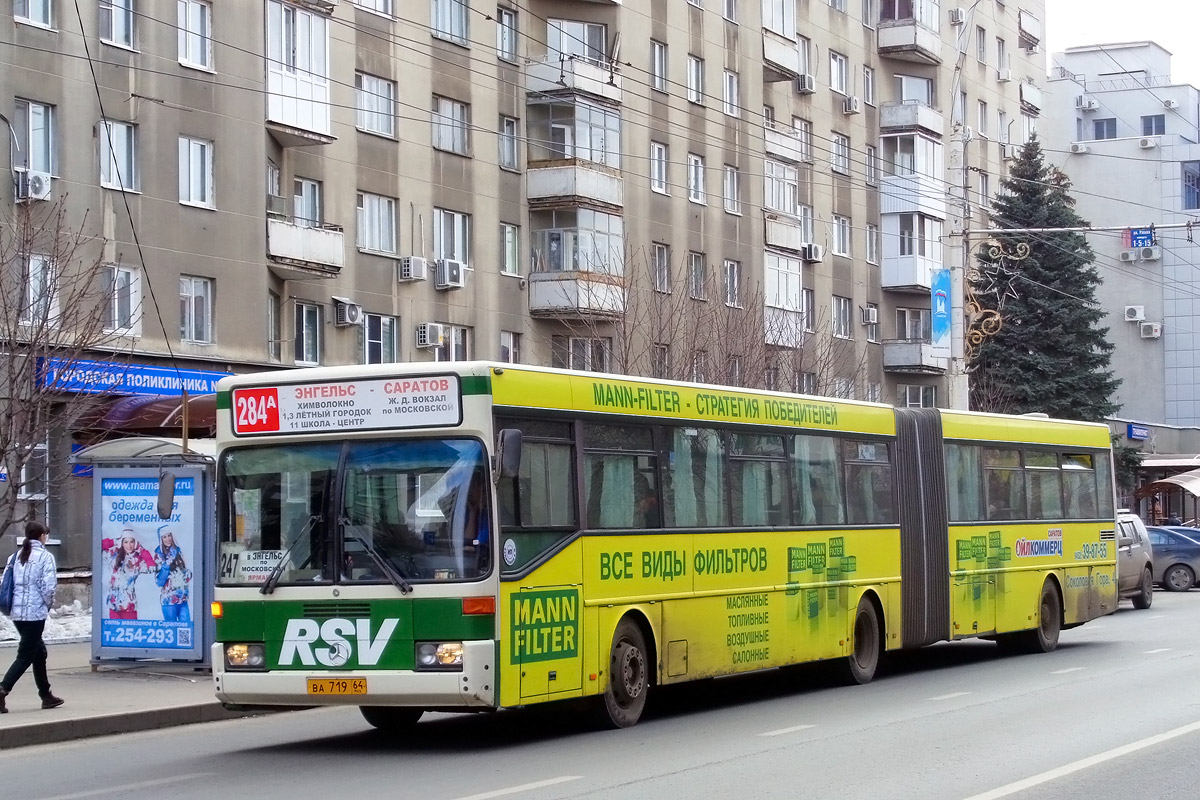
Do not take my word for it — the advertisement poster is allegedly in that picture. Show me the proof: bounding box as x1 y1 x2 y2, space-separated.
930 268 952 358
95 473 200 655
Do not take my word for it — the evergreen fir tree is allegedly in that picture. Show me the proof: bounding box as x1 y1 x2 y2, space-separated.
966 134 1120 421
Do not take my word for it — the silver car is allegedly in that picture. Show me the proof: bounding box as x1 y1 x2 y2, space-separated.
1146 526 1200 591
1117 511 1154 609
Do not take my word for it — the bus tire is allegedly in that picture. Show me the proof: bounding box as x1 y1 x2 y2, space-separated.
1003 580 1062 654
360 706 423 732
841 597 881 685
1132 567 1154 608
600 618 650 728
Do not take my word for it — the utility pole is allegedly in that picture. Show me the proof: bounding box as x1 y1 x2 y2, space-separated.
946 120 971 410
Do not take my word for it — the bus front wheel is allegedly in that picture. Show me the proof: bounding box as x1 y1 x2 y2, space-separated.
360 706 423 732
842 597 881 685
601 618 650 728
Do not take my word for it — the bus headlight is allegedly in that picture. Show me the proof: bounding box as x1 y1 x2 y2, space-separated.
415 642 463 671
225 643 266 669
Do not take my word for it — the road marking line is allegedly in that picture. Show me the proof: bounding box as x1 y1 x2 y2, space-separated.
453 776 582 800
1144 648 1171 654
1050 667 1085 674
38 773 213 800
960 719 1200 800
759 724 817 736
929 692 970 701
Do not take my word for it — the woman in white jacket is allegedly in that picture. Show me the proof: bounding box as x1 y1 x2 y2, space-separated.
0 521 64 712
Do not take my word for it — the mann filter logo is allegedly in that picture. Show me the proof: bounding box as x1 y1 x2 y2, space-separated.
278 618 399 667
511 589 578 663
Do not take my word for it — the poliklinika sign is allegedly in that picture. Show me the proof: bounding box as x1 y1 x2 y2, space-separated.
37 358 230 397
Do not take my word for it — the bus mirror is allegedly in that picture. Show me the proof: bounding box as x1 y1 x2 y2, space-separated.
157 471 176 520
496 429 523 479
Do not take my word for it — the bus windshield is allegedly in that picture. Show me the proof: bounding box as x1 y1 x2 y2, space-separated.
218 438 491 586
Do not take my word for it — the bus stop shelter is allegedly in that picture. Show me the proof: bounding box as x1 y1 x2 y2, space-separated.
1135 467 1200 527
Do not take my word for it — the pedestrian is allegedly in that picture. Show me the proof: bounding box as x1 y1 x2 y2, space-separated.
0 520 65 712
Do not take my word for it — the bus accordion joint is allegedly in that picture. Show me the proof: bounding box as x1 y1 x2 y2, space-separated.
463 597 496 615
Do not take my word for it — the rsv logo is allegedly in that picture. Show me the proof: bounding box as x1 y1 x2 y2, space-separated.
278 618 399 667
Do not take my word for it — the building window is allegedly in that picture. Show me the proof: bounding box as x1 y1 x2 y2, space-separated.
976 26 987 62
17 438 48 501
650 141 668 193
501 223 520 275
435 325 471 362
532 208 624 274
799 205 815 243
357 192 397 254
829 52 849 94
355 0 393 11
796 118 813 162
866 145 878 184
797 371 816 395
863 66 875 104
178 136 213 207
763 0 795 36
499 116 519 169
727 355 742 387
900 384 936 408
178 0 212 68
20 255 56 326
548 19 606 64
434 208 471 264
496 7 518 61
499 330 521 363
293 177 322 227
978 173 990 207
897 306 932 339
553 336 610 372
765 159 799 215
268 291 281 361
866 223 879 264
956 90 967 125
650 40 668 92
866 383 882 403
723 70 740 116
895 74 934 105
723 164 741 213
691 351 708 383
179 275 213 343
832 295 852 338
104 265 139 334
862 0 875 27
832 378 853 400
978 100 989 137
765 251 802 311
1184 162 1200 210
801 288 815 331
829 0 846 12
1093 118 1116 140
652 344 671 378
365 314 398 364
1142 115 1165 136
689 252 708 300
15 0 52 26
687 153 706 203
529 99 621 168
865 302 879 342
432 0 468 44
100 0 134 47
433 96 470 154
653 242 671 293
999 110 1009 142
833 216 851 256
356 73 396 138
797 36 811 75
832 133 850 174
294 302 320 365
723 0 737 20
996 37 1007 70
687 56 705 104
898 214 941 256
724 259 742 307
99 120 136 190
13 99 54 174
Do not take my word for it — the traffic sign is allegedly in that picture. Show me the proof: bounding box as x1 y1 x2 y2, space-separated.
1130 228 1154 248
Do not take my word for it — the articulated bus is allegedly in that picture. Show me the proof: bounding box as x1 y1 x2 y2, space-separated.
211 362 1118 729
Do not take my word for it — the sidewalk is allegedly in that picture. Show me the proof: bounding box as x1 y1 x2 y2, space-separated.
0 641 266 749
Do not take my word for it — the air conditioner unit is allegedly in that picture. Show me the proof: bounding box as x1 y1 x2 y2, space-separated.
1139 137 1158 149
14 170 52 203
1118 250 1139 262
435 258 466 289
398 256 429 281
1163 99 1179 110
266 194 287 218
800 243 825 262
948 7 965 25
1140 246 1162 261
997 68 1012 83
795 73 816 94
1001 143 1017 161
861 307 878 325
415 322 446 348
1070 143 1090 154
333 298 364 326
1140 321 1162 339
1124 305 1146 322
842 96 862 115
1074 95 1098 111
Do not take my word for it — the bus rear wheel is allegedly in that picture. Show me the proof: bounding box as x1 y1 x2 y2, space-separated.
360 706 423 732
1001 580 1062 654
600 618 650 728
841 597 881 685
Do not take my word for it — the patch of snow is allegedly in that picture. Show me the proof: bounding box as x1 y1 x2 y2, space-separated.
0 600 92 642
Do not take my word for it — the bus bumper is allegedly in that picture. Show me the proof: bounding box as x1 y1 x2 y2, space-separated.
211 641 496 709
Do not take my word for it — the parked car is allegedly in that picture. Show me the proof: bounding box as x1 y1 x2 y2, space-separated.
1117 511 1155 608
1146 526 1200 591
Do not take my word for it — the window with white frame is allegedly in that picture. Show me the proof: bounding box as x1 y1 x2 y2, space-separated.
501 223 520 275
653 242 671 293
763 105 776 128
765 251 802 310
900 384 936 408
434 208 471 264
13 99 54 174
295 302 321 365
652 344 671 378
799 204 815 243
689 252 708 300
799 371 817 395
268 0 327 78
499 116 519 169
956 90 967 125
178 1 212 68
178 136 213 207
357 192 397 254
293 177 322 227
895 74 934 105
724 259 741 307
723 70 740 116
795 118 813 162
897 306 932 339
17 437 48 501
100 0 134 47
978 100 989 137
435 325 471 362
996 37 1007 69
866 383 882 403
356 0 393 11
833 216 851 256
547 19 606 64
978 173 990 207
832 295 852 338
20 255 56 326
690 351 708 383
832 378 853 399
365 314 397 364
553 336 610 372
496 7 518 61
863 66 875 104
865 302 879 342
866 223 879 264
267 291 281 361
499 330 521 363
829 0 846 11
763 0 796 37
687 56 705 104
798 37 811 75
832 133 850 174
104 264 140 333
432 0 468 44
356 73 396 137
1022 112 1036 143
801 288 815 331
862 0 875 27
15 0 52 26
866 145 878 184
687 153 706 203
432 96 470 154
999 110 1009 142
765 367 779 391
727 355 742 387
765 159 799 215
650 40 668 92
179 275 213 343
723 164 741 213
976 26 987 62
723 0 737 20
99 120 136 190
829 52 849 94
898 213 941 256
650 141 668 193
687 0 701 6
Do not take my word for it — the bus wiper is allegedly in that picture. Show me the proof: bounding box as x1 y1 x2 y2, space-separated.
345 529 413 594
260 514 320 595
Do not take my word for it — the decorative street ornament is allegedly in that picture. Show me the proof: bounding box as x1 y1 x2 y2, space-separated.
964 239 1029 369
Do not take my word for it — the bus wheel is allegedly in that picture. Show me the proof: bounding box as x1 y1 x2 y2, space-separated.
1003 580 1062 654
842 598 881 685
360 706 423 732
601 618 650 728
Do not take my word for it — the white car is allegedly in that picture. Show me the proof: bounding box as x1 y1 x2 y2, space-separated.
1116 510 1155 609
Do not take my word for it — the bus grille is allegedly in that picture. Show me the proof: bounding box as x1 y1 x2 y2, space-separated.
301 603 373 618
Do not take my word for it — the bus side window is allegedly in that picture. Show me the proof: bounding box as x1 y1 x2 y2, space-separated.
663 426 727 528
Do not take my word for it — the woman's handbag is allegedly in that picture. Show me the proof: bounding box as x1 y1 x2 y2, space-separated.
0 553 15 617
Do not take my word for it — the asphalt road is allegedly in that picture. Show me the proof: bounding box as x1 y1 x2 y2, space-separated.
5 592 1199 800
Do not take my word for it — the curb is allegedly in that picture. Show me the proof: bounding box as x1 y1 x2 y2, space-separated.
0 703 276 750
0 636 91 649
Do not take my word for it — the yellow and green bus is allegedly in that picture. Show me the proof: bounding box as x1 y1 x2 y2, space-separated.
210 362 1118 729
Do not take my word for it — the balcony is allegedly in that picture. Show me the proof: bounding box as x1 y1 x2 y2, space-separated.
528 271 625 319
881 174 946 218
883 339 948 373
266 66 335 147
266 219 344 279
764 213 808 252
527 57 622 104
764 307 804 348
764 126 805 163
881 252 939 292
877 0 943 66
880 101 944 135
763 29 802 81
1019 82 1042 114
527 163 623 210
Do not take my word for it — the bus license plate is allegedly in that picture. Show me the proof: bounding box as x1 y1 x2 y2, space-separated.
307 678 367 696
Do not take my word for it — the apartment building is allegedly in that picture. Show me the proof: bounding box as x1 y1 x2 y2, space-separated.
1042 42 1200 426
1 0 1044 560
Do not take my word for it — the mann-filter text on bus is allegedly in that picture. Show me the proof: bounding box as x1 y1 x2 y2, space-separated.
590 380 838 427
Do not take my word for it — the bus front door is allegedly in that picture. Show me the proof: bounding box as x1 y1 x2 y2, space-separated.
512 585 583 701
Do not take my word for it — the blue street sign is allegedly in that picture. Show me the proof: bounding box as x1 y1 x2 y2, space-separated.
37 357 230 397
1130 228 1154 248
1127 423 1150 441
930 269 952 357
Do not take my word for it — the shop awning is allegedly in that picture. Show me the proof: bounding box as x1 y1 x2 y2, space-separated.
1134 467 1200 499
72 436 215 465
